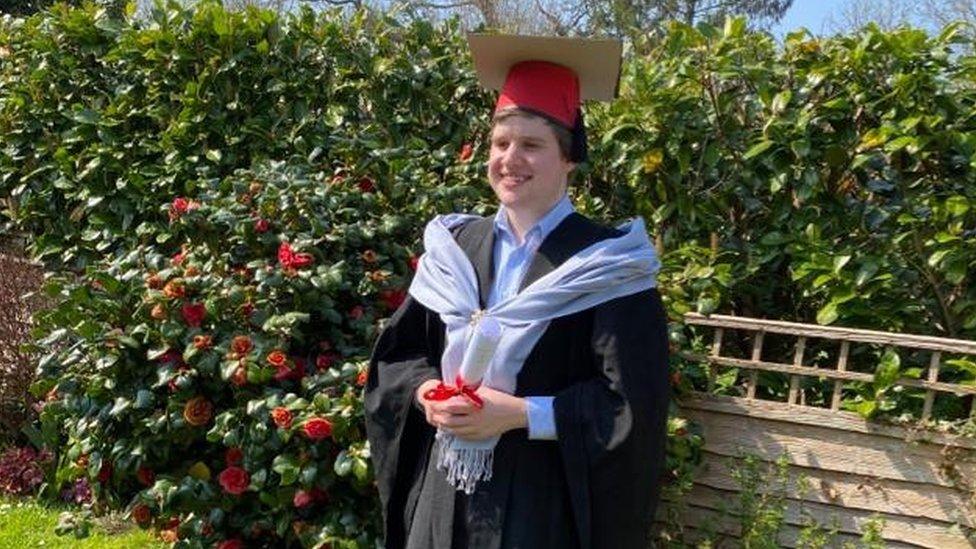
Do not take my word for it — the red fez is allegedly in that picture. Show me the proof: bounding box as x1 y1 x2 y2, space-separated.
495 61 580 129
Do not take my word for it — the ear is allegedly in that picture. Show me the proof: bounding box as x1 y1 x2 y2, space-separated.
562 158 577 176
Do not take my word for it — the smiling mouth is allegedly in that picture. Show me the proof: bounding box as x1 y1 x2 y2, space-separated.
500 175 532 184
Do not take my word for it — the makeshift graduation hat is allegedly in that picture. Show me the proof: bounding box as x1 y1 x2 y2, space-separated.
467 33 623 163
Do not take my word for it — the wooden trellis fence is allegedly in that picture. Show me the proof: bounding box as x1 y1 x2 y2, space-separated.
659 313 976 548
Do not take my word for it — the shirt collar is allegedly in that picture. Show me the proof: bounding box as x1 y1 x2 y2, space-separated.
493 194 576 245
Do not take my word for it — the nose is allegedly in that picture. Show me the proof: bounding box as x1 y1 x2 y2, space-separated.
499 142 525 168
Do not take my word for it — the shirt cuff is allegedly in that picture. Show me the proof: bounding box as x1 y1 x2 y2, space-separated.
525 396 558 440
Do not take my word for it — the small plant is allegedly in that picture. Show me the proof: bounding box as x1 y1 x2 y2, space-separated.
0 446 52 496
732 454 790 548
843 514 886 549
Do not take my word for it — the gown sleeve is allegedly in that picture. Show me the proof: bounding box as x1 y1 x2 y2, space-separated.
364 294 443 549
552 287 671 549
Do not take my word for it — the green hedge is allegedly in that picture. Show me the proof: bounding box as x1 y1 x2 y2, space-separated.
1 2 975 546
587 20 976 417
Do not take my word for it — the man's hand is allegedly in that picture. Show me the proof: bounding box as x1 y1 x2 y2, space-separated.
416 381 527 441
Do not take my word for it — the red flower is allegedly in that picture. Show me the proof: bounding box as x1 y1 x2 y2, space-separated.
218 466 249 495
459 142 473 162
241 302 255 318
254 218 270 233
293 489 314 508
169 197 193 221
349 305 365 321
315 353 336 371
408 254 420 272
181 302 206 327
217 540 244 549
172 251 186 266
379 289 407 311
230 336 252 357
356 368 368 387
278 242 294 265
357 177 375 193
271 407 294 429
302 417 333 440
290 252 313 268
278 242 314 269
131 503 151 526
156 350 183 365
361 249 377 263
225 447 244 467
273 357 304 382
97 462 113 483
136 466 155 486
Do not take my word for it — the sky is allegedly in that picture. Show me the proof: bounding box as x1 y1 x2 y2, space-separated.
768 0 849 38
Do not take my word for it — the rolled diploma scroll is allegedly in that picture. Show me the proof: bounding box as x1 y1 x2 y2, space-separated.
457 317 502 386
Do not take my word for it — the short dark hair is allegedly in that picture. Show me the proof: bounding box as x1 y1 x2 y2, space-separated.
491 108 574 162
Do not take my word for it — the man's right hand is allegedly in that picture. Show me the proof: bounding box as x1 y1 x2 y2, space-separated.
416 379 478 429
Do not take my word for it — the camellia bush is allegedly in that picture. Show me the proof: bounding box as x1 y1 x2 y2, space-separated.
32 163 458 545
2 2 500 545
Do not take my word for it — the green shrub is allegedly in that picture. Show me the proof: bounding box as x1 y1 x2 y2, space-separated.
586 21 976 418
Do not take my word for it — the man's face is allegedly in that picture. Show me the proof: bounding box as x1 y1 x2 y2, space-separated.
487 114 575 216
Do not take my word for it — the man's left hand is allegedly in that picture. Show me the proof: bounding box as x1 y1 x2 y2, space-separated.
434 386 527 441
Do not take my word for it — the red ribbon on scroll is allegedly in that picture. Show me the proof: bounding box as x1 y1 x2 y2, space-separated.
423 375 484 408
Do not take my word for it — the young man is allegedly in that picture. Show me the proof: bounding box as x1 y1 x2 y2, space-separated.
365 34 670 549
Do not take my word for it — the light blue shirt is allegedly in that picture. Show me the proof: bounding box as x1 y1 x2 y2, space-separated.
488 195 575 440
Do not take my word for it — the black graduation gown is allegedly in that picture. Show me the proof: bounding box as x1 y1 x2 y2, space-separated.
364 212 670 549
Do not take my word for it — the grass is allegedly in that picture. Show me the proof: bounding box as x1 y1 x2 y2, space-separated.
0 496 166 549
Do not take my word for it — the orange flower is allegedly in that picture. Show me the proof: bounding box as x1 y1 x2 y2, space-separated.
459 142 474 162
183 396 213 427
266 350 288 368
183 265 200 277
159 528 179 543
230 365 247 387
270 407 293 429
192 335 212 349
145 273 163 290
150 303 167 320
356 368 368 387
230 335 252 357
361 249 378 263
162 280 185 299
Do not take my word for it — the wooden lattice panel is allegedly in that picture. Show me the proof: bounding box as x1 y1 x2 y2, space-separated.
658 314 976 548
